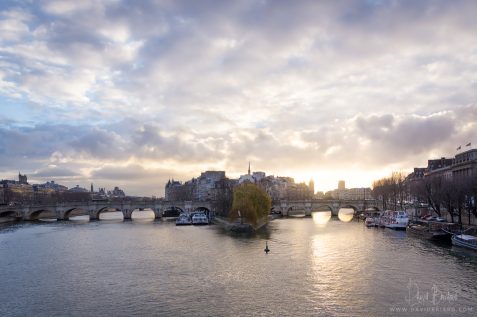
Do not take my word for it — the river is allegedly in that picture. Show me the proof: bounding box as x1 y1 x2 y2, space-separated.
0 211 476 316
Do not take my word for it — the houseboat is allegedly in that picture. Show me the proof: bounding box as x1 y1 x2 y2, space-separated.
407 221 459 242
380 210 409 230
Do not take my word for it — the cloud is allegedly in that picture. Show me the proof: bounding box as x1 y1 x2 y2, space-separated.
0 1 477 193
32 166 79 178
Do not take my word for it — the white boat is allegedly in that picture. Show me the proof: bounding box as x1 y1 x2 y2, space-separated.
364 217 376 227
452 234 477 251
192 213 209 225
382 210 409 230
176 213 192 226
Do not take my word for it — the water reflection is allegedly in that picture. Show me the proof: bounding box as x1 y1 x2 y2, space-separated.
312 211 331 226
1 217 476 316
132 209 155 222
69 215 90 222
99 211 124 221
338 208 354 222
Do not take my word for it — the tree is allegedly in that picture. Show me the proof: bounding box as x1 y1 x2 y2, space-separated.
230 183 271 225
424 176 444 217
372 171 408 210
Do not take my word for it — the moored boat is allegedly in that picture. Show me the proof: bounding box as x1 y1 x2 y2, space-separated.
364 217 376 227
383 210 409 230
192 213 209 225
176 213 192 226
407 221 459 242
451 234 477 251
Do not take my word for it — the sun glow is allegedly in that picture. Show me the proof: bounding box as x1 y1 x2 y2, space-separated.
338 208 354 223
290 169 394 193
312 211 331 226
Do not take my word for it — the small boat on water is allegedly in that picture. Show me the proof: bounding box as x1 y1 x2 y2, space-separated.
452 234 477 251
407 221 459 242
192 213 209 225
176 213 192 226
364 217 377 227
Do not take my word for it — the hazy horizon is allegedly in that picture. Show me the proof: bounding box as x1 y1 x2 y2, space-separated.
1 0 476 196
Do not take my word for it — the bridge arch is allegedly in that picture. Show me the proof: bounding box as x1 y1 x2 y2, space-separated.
62 208 89 220
0 210 17 218
270 206 282 215
92 207 123 220
27 209 57 221
285 206 308 217
162 206 183 217
365 206 381 211
313 205 334 212
130 208 156 219
193 206 211 216
340 204 358 211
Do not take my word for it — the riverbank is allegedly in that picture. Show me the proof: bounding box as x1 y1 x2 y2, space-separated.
213 216 270 233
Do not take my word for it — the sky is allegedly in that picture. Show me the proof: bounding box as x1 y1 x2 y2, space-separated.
0 0 476 196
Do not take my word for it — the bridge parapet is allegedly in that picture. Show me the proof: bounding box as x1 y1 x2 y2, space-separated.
273 199 382 217
0 200 165 221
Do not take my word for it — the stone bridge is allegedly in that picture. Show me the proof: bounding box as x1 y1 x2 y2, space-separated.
273 199 381 217
0 200 214 221
0 198 381 221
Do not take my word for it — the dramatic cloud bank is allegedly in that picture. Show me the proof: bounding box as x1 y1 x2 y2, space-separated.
1 0 476 195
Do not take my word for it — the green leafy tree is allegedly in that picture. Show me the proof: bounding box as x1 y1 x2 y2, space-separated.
230 183 272 225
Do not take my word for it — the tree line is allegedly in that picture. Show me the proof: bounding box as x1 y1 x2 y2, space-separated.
372 172 477 224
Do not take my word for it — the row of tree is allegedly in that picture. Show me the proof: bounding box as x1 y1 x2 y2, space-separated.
372 172 477 224
371 171 407 211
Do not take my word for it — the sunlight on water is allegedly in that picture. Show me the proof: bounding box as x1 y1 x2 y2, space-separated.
99 211 124 220
312 211 331 226
338 208 354 222
69 215 90 221
132 210 155 221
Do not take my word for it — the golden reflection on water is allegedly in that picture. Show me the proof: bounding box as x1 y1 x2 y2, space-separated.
338 208 354 222
311 211 331 226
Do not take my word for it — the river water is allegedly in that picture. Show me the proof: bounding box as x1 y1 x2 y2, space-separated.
0 211 476 317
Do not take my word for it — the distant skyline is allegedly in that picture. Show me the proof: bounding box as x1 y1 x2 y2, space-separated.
1 0 476 196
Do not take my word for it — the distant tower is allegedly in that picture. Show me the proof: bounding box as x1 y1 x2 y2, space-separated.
248 161 251 175
91 183 94 193
18 172 28 184
309 179 315 194
338 180 345 190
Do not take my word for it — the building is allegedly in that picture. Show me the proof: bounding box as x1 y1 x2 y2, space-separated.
420 149 477 180
33 181 68 192
110 186 126 197
18 172 28 184
406 147 476 204
452 148 477 178
68 185 88 193
165 171 230 202
165 165 315 206
165 179 191 201
309 179 315 195
338 180 345 190
425 157 454 179
0 173 34 203
328 187 372 200
237 164 314 201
